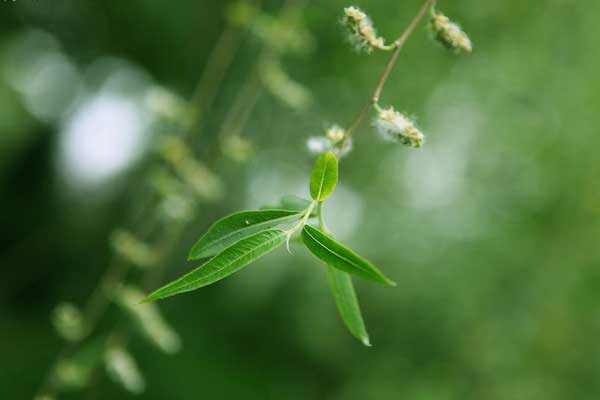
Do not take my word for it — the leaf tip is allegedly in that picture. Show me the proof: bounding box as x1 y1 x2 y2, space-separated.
361 337 372 347
187 247 202 261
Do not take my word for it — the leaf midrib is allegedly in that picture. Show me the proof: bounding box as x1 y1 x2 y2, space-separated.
195 212 299 256
304 227 374 278
160 231 284 297
316 162 328 199
328 267 368 343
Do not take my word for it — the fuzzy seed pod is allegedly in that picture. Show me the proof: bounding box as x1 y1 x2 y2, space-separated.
430 9 472 54
325 125 345 144
342 6 389 53
307 125 352 157
374 107 425 148
307 136 332 155
336 136 353 158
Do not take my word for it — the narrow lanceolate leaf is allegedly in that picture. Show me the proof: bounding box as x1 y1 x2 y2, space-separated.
302 224 396 286
188 210 302 260
309 151 338 201
145 229 286 302
327 267 370 346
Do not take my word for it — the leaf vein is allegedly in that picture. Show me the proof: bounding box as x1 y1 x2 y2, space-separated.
304 227 371 276
160 232 284 296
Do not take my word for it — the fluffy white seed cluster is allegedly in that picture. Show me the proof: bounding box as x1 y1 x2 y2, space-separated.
326 125 345 143
374 107 425 148
307 125 352 157
307 136 332 154
430 11 472 54
342 6 388 53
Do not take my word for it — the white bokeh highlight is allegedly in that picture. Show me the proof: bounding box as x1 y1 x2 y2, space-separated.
58 93 150 190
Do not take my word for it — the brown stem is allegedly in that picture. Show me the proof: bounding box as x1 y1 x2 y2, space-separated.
338 0 436 157
371 0 435 105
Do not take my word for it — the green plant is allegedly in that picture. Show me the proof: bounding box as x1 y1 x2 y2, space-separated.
35 1 313 398
145 0 472 346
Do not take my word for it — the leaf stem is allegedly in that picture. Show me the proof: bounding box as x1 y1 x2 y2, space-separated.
339 0 436 155
283 201 316 252
317 201 329 233
285 201 316 236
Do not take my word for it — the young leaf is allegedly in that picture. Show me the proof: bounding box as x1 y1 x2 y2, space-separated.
327 267 371 346
145 229 286 302
302 224 396 286
188 210 302 260
309 151 338 201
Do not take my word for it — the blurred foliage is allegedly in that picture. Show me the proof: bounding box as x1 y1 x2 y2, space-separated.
1 0 599 399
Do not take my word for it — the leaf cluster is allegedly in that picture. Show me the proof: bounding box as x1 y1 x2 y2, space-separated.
145 152 395 345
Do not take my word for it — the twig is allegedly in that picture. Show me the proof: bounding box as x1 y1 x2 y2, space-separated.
340 0 436 154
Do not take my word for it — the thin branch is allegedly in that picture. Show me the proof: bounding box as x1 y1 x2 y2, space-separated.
370 0 435 105
317 201 329 233
342 0 436 146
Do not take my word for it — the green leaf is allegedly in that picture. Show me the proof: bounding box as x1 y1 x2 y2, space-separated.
145 229 286 302
327 267 371 346
302 224 396 286
309 151 338 201
188 210 302 260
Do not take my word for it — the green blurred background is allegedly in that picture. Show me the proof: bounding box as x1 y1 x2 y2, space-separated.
1 0 598 398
